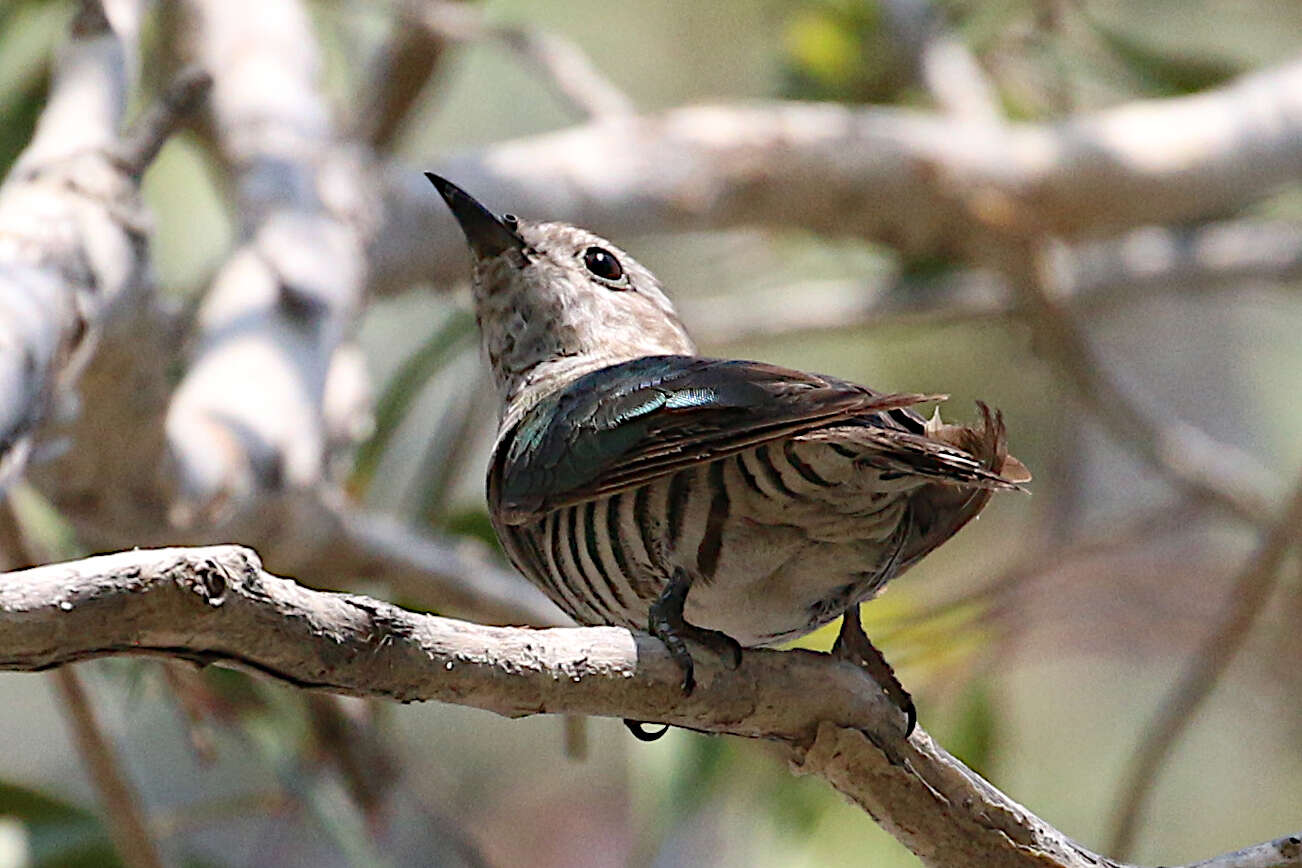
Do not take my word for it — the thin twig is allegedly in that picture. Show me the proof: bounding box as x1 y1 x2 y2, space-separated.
409 0 633 120
355 3 457 150
115 66 212 177
873 500 1206 643
1106 474 1302 858
880 0 1003 123
0 495 166 868
159 662 220 765
52 668 166 868
685 219 1302 347
304 693 395 823
1000 239 1275 526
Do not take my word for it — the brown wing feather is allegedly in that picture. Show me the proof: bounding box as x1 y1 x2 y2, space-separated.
493 355 1028 526
494 388 942 525
895 403 1029 571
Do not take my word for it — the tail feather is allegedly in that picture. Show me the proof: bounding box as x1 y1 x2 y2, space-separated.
925 401 1031 486
894 402 1030 573
801 401 1027 492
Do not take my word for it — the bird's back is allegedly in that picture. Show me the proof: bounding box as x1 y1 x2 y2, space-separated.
488 359 1021 646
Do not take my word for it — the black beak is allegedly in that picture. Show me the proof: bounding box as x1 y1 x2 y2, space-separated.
425 172 524 259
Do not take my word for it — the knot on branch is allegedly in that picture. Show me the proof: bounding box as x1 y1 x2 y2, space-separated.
171 545 261 609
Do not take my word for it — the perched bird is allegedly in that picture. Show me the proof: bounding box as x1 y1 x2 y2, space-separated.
427 173 1029 738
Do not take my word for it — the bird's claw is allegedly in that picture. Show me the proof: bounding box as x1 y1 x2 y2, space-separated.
649 570 743 698
834 606 917 737
623 719 671 742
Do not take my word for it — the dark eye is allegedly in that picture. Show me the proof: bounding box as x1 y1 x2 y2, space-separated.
502 213 518 231
582 246 626 286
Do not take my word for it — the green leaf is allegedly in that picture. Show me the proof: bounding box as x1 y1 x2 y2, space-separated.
350 309 477 490
1088 17 1242 96
784 9 860 89
0 781 122 868
664 736 728 822
7 482 82 562
441 508 499 551
0 64 48 178
0 0 73 177
941 679 999 779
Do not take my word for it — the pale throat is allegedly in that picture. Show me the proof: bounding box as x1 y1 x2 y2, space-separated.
473 264 697 431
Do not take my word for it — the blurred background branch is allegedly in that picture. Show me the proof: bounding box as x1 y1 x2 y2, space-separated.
0 0 1298 865
404 0 634 121
373 59 1302 295
1108 474 1302 858
161 0 377 524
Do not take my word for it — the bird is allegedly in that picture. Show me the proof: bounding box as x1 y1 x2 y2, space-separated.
425 172 1029 739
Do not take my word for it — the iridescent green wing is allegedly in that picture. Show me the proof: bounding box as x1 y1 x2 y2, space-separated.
491 355 937 523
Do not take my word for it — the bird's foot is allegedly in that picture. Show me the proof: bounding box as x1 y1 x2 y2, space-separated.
649 570 743 695
833 606 916 737
624 572 743 743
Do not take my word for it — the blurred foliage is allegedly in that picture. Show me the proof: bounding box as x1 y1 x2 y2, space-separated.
441 507 500 552
778 0 1257 113
0 782 120 868
780 0 914 103
350 309 478 493
0 1 67 178
934 679 998 779
1083 14 1243 96
7 484 82 564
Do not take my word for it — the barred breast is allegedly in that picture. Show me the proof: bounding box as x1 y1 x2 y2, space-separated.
494 433 954 647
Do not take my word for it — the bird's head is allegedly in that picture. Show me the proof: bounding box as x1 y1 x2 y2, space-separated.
427 173 695 415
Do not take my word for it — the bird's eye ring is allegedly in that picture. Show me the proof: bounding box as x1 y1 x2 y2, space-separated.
582 246 627 287
502 213 519 231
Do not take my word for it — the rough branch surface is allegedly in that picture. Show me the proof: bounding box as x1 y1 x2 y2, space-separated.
1 545 1297 868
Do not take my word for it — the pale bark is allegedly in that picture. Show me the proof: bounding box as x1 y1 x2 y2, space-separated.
164 0 379 522
0 0 143 486
375 59 1302 295
0 544 1296 868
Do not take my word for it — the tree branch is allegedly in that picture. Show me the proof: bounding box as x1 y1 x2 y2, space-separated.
165 0 379 521
114 66 212 178
408 0 634 121
355 2 459 152
683 220 1302 348
1 544 1298 868
51 667 165 868
374 59 1302 295
1108 473 1302 857
0 0 153 487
